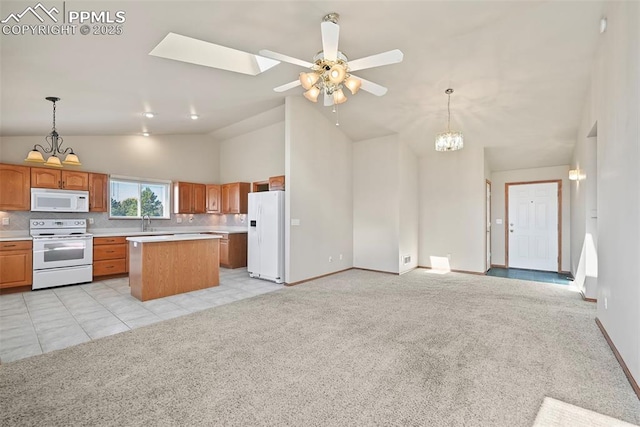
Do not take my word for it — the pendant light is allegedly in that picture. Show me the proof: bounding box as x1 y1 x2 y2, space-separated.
25 97 81 167
435 88 464 152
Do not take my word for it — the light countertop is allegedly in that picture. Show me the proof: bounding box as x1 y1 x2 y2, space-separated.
126 234 222 243
0 226 248 241
90 226 248 237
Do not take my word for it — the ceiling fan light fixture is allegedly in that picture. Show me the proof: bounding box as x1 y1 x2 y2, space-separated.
303 86 321 102
344 77 361 95
299 72 320 90
333 88 347 104
328 64 346 84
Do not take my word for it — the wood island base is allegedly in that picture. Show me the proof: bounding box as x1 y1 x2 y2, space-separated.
127 236 220 301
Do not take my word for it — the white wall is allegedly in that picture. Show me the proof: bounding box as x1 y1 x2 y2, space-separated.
418 144 486 273
570 126 598 299
285 96 353 283
398 140 419 273
0 134 220 183
572 1 639 384
218 121 285 183
353 135 400 273
490 166 571 272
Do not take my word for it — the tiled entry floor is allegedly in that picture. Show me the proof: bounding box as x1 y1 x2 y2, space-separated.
486 267 573 285
0 268 283 363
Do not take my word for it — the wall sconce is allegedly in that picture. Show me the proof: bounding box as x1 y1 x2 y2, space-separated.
569 169 586 181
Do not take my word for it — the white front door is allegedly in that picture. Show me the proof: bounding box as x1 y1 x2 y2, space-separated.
507 182 558 271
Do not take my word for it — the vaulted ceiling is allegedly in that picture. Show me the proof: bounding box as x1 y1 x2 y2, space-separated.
0 1 604 170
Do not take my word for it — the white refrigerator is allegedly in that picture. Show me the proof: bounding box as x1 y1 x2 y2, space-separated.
247 191 285 284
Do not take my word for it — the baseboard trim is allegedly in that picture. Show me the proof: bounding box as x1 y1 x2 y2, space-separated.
285 268 353 287
490 264 507 269
595 318 640 399
354 267 399 275
418 266 486 276
580 291 597 303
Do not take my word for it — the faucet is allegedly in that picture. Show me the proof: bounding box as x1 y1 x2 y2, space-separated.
142 214 151 232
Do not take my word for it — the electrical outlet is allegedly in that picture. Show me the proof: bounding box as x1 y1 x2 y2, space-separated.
1 217 9 226
447 253 451 261
189 216 194 223
88 218 94 225
604 297 608 310
329 256 333 263
176 217 183 223
339 254 343 260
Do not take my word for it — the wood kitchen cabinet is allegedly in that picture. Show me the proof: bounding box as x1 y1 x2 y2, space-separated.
269 175 285 191
0 240 32 288
31 168 89 190
174 182 206 214
206 184 221 214
0 164 31 211
211 233 247 269
88 173 108 212
93 236 128 277
221 182 250 214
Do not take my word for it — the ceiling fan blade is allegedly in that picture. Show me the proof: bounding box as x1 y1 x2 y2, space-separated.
321 20 340 61
351 75 388 96
259 50 313 68
348 49 404 72
324 92 334 106
274 80 301 93
149 33 279 76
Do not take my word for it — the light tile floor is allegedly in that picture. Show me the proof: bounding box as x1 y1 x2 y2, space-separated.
0 268 283 363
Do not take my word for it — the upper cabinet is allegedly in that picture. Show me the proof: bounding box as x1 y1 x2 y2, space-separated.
269 175 285 191
31 168 89 191
206 184 221 214
174 182 206 214
0 164 31 211
88 173 108 212
221 182 250 214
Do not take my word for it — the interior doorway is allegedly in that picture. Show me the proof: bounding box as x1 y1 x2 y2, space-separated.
486 180 491 272
506 181 561 272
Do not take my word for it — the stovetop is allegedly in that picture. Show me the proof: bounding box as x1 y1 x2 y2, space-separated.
30 219 90 237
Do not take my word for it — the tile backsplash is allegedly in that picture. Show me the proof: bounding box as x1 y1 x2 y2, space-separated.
0 211 247 232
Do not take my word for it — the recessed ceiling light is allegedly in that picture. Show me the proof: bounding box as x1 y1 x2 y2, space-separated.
600 17 607 33
143 112 155 118
142 132 150 137
190 114 199 120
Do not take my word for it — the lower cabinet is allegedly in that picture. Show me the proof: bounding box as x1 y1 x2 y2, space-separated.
93 237 128 277
0 240 32 288
212 233 247 269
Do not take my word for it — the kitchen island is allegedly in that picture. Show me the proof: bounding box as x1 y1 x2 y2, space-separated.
126 234 221 301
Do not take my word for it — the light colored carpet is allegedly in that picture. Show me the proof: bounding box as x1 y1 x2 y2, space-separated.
534 397 638 426
1 269 639 426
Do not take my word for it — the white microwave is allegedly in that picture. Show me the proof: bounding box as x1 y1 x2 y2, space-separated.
31 188 89 212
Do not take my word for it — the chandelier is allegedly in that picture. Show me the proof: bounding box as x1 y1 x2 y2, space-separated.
435 88 464 152
298 15 361 105
25 97 81 168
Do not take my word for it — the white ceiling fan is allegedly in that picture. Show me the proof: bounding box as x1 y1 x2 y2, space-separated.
260 13 404 106
149 12 403 106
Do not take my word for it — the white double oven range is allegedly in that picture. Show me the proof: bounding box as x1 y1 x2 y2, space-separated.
30 219 93 290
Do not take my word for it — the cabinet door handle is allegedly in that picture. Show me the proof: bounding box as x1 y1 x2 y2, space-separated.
106 266 114 269
58 180 62 188
3 244 16 248
106 250 115 253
